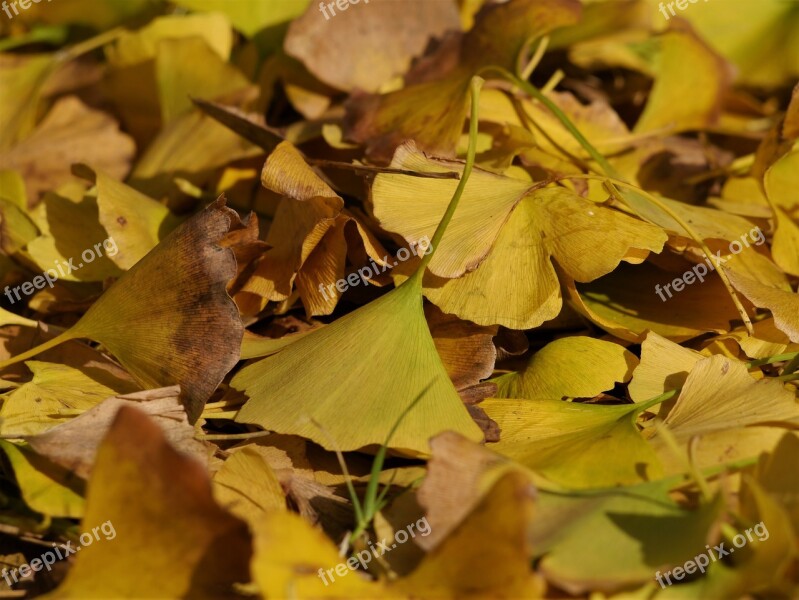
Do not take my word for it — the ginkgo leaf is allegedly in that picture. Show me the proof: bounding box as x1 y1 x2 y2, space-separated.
764 149 799 276
233 84 486 455
675 478 797 598
0 307 37 329
394 471 542 599
377 145 666 329
0 440 85 519
726 269 799 343
250 510 383 599
235 141 387 316
49 406 252 598
0 54 54 150
26 386 211 480
285 0 460 93
677 0 799 87
155 36 253 124
81 166 181 269
651 355 799 473
750 432 799 536
104 13 233 67
0 198 246 423
212 445 286 526
0 361 133 436
482 396 663 488
373 142 532 279
16 0 154 30
535 479 723 594
411 196 563 330
564 261 744 342
416 431 524 551
493 336 638 401
345 0 581 161
233 275 483 455
0 97 135 200
628 330 703 406
634 27 732 133
172 0 310 38
23 192 124 283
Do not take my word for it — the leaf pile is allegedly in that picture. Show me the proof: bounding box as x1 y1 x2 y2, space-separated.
1 0 799 598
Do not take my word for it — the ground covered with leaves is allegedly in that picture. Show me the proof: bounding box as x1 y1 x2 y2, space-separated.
0 0 798 597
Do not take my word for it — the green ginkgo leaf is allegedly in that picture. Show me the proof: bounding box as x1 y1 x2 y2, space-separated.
482 396 663 489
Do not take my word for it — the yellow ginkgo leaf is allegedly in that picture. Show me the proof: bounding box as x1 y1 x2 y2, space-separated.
377 146 666 329
536 478 723 594
23 192 124 283
493 336 638 401
565 261 743 343
251 509 384 599
651 355 799 473
0 361 135 436
49 406 251 598
0 306 37 329
416 431 526 551
628 330 702 407
104 12 233 67
0 97 135 201
212 445 286 527
372 142 532 279
155 36 253 124
83 166 181 270
677 478 797 598
394 471 542 599
285 0 459 93
173 0 310 38
0 54 54 150
764 149 799 276
726 269 799 343
677 0 799 87
0 198 246 423
634 27 731 133
0 440 84 519
26 386 211 480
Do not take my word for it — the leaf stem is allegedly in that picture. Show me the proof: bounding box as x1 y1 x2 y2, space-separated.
0 331 78 371
781 353 799 375
746 351 799 368
479 65 621 178
654 422 712 502
635 389 679 414
413 76 484 280
351 381 433 543
55 27 124 63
